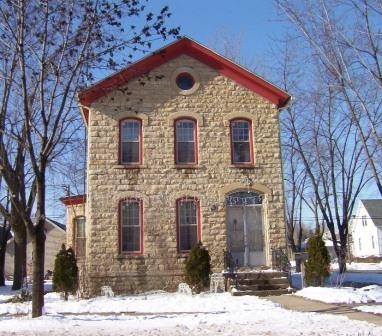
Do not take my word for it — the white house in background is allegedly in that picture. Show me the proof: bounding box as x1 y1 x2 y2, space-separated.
350 199 382 258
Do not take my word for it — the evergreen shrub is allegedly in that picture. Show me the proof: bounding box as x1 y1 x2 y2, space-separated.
304 233 330 286
185 242 211 293
53 244 78 300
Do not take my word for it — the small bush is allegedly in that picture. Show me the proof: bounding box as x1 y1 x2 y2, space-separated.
304 234 330 286
53 244 78 300
185 242 211 293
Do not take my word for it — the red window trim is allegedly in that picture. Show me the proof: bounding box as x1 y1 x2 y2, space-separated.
174 117 198 165
176 197 201 253
229 118 254 165
119 117 143 165
119 198 144 255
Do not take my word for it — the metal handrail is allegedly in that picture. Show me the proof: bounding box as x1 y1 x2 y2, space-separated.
271 248 292 284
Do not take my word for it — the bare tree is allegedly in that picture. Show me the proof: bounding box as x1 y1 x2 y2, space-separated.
0 46 36 289
0 0 179 317
270 32 373 272
285 81 372 272
276 0 382 195
0 183 11 286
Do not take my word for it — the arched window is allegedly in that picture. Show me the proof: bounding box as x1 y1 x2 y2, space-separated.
175 118 197 164
176 197 200 251
74 216 86 258
230 119 253 165
120 199 143 254
120 118 142 165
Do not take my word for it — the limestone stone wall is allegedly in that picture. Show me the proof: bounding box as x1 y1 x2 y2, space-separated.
84 54 286 296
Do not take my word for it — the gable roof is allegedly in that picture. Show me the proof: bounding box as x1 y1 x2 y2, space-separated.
78 37 291 125
361 199 382 227
46 217 66 232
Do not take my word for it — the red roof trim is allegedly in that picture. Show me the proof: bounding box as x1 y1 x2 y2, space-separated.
60 194 87 206
78 38 291 125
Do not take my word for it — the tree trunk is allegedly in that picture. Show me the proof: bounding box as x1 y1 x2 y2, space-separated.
0 228 8 286
31 223 45 317
337 245 347 274
12 211 27 290
31 175 46 318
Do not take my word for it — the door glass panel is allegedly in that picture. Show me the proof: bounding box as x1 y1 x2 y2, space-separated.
227 207 244 253
246 206 263 251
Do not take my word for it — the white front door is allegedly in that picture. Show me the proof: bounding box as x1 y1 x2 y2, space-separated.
227 204 265 267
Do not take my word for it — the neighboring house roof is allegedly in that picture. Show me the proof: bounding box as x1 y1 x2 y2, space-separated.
78 37 291 125
5 217 65 245
361 199 382 227
45 217 66 232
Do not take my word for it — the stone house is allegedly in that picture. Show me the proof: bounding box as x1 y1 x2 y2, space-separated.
61 37 291 296
5 218 66 278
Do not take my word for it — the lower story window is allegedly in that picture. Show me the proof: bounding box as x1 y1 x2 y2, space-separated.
177 198 200 251
120 199 142 253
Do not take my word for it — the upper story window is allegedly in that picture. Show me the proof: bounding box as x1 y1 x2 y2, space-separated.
177 197 200 252
120 199 143 254
74 216 86 258
362 215 367 227
175 118 197 164
230 119 253 165
120 118 142 165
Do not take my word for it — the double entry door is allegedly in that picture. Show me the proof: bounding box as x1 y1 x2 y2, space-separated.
227 204 265 267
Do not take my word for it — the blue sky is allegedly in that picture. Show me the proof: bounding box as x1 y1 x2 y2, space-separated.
150 1 286 67
48 1 380 221
49 1 289 221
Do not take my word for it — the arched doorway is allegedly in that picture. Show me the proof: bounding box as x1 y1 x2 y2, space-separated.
226 191 265 267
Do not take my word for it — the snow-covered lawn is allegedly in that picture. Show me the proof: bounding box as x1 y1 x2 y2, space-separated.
295 285 382 317
295 285 382 304
1 287 382 335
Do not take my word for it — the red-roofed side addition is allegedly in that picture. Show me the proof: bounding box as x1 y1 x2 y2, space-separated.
60 194 86 206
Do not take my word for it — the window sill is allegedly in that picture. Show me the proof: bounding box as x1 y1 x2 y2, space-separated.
116 253 144 259
173 164 200 169
177 252 190 257
113 164 146 169
229 164 256 169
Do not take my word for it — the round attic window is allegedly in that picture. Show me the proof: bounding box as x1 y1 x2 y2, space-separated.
176 72 195 90
171 67 200 95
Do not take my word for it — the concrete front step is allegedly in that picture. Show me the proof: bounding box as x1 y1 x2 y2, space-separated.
237 283 290 291
238 278 289 286
234 271 287 280
227 271 291 297
232 288 293 297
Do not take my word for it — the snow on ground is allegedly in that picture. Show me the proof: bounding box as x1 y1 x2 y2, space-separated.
331 262 382 272
291 270 382 290
356 305 382 315
1 290 382 335
0 281 52 304
295 285 382 304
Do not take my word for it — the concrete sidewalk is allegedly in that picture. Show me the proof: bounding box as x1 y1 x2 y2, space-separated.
266 295 382 326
